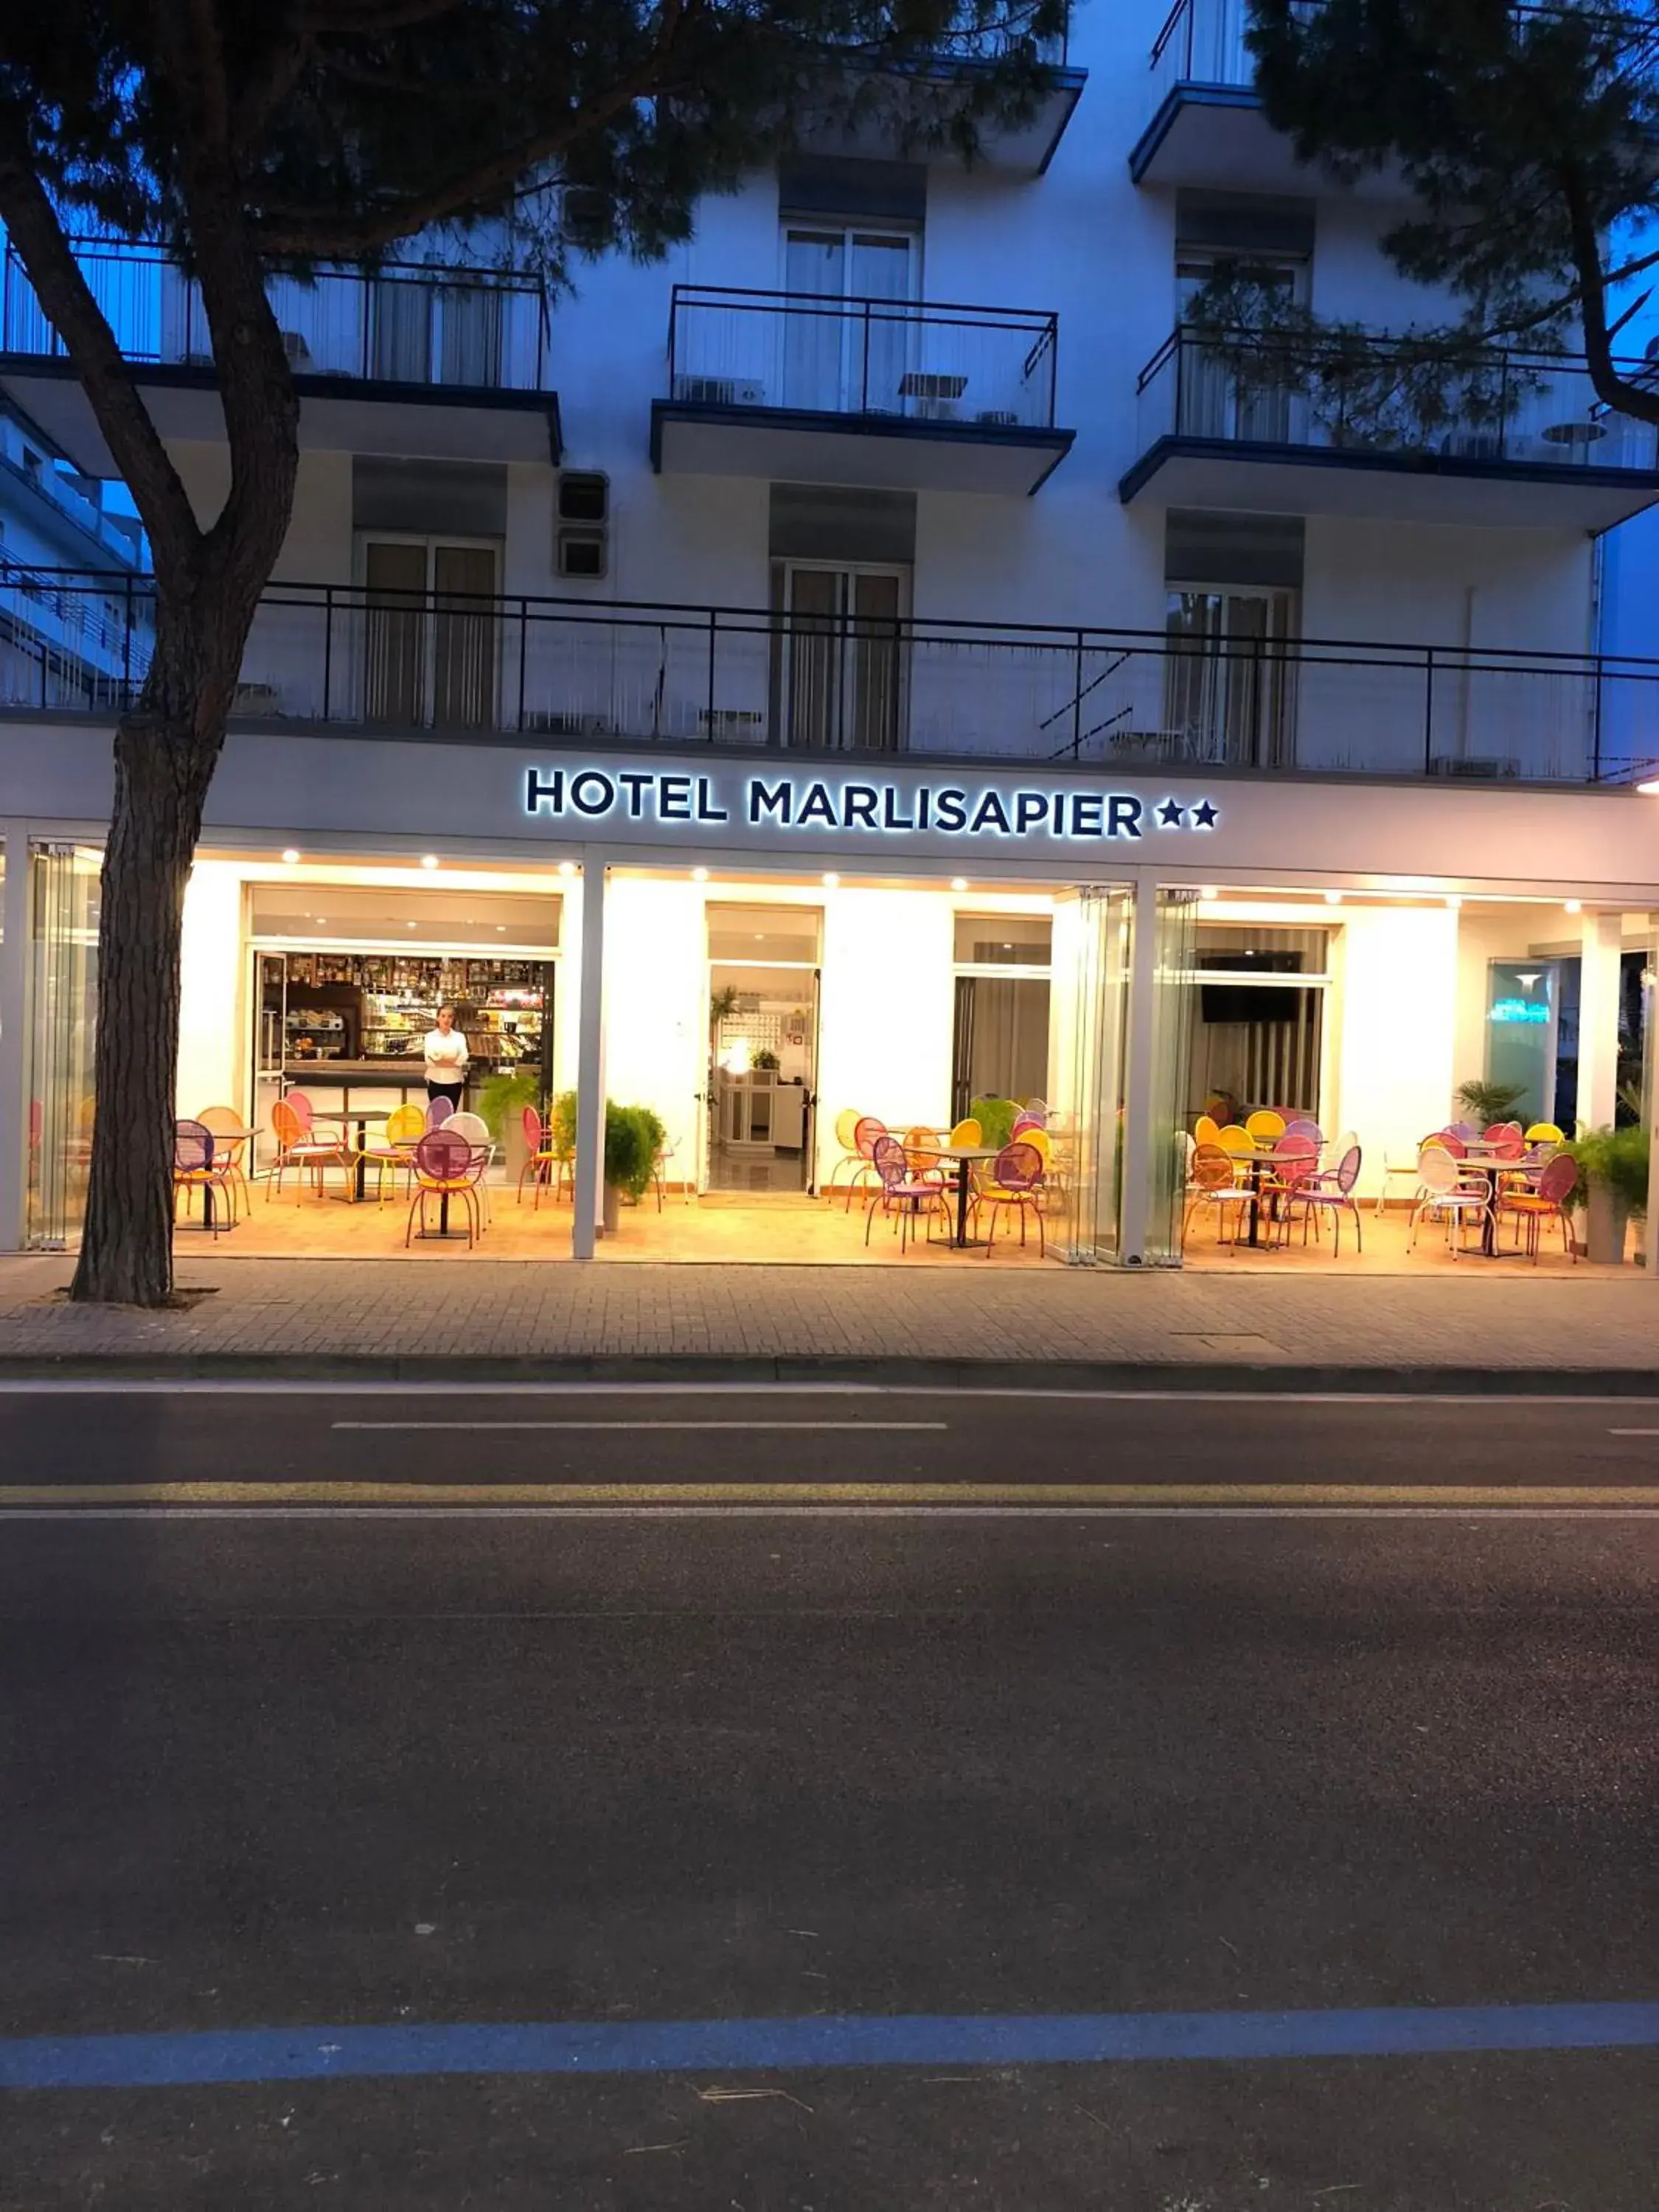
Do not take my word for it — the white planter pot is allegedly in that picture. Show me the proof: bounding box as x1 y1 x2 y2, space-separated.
1584 1181 1630 1265
501 1113 530 1188
602 1183 622 1237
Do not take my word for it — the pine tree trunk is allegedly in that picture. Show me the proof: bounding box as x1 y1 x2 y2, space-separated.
68 627 232 1306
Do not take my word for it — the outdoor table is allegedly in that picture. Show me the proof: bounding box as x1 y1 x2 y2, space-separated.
333 1107 392 1203
1233 1145 1287 1250
931 1143 1005 1250
1451 1143 1527 1257
178 1124 257 1233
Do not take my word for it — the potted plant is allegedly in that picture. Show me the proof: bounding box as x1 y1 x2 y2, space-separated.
971 1096 1019 1150
477 1068 540 1184
1562 1123 1649 1263
1454 1077 1528 1127
601 1101 665 1234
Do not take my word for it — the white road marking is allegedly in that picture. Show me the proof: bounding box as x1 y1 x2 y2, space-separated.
1607 1428 1659 1435
330 1420 947 1433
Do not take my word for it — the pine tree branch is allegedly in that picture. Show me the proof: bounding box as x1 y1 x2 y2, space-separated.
1561 164 1659 428
0 156 200 575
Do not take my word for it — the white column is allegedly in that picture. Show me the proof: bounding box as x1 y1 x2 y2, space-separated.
571 853 606 1261
0 824 29 1252
1646 919 1659 1279
1116 876 1159 1266
1576 911 1624 1136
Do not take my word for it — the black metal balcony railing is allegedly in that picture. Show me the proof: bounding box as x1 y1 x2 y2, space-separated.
1 239 552 392
1136 327 1659 475
4 564 1658 786
1149 0 1322 96
667 285 1060 431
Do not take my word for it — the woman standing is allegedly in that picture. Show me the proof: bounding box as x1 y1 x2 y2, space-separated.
422 1004 470 1111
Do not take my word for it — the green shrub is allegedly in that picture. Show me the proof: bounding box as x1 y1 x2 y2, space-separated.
476 1068 540 1141
604 1102 665 1203
971 1096 1019 1150
1562 1124 1649 1217
549 1089 578 1155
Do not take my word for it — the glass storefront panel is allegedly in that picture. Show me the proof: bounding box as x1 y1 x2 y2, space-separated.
1144 888 1200 1267
27 842 101 1248
1048 886 1132 1262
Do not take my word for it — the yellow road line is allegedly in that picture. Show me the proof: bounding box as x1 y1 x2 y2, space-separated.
2 1481 1659 1509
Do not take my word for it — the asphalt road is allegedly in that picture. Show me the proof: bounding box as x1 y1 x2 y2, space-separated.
1 1385 1656 2208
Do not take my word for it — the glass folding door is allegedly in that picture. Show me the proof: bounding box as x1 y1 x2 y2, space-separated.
27 842 101 1248
1047 888 1133 1261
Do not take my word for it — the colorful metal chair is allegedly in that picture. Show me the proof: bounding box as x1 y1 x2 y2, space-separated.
1497 1152 1578 1263
1409 1144 1490 1256
196 1105 251 1221
172 1118 222 1236
975 1139 1047 1258
1183 1143 1254 1252
268 1096 352 1200
1288 1144 1364 1256
406 1127 484 1249
863 1133 948 1253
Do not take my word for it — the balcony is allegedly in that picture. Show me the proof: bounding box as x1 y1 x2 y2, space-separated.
0 240 560 475
4 563 1656 786
653 286 1071 495
1133 0 1370 192
823 13 1085 175
1120 330 1659 529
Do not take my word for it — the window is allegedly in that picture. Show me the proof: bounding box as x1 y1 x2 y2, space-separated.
781 225 918 414
1186 925 1329 1120
951 917 1052 1121
556 472 609 579
771 562 908 752
360 536 500 728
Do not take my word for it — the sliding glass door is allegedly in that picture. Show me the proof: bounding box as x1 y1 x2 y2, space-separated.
361 538 499 728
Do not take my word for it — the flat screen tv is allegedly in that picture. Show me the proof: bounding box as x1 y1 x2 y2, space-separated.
1199 950 1305 1026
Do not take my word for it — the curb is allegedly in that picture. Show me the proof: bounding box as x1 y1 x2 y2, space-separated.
1 1353 1658 1394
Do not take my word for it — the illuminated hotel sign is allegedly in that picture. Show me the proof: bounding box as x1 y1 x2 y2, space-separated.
524 766 1220 843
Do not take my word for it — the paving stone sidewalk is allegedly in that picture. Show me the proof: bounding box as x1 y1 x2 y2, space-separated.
1 1253 1657 1386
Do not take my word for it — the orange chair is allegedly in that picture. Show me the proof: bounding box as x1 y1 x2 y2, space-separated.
268 1096 352 1200
1183 1144 1254 1251
196 1105 252 1221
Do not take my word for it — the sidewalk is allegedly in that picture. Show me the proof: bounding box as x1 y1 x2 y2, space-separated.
1 1253 1657 1388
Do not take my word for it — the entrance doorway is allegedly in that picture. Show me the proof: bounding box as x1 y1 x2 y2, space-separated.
702 903 821 1194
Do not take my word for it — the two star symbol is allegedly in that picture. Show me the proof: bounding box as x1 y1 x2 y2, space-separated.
1156 798 1218 829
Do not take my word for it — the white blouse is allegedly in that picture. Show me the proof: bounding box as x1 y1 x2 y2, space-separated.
422 1027 470 1087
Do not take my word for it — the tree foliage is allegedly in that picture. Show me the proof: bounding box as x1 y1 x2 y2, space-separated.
1186 0 1659 434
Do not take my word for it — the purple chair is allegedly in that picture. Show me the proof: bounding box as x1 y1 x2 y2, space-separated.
426 1095 454 1130
1288 1144 1364 1256
863 1133 948 1254
173 1117 222 1236
1284 1117 1323 1142
977 1140 1047 1258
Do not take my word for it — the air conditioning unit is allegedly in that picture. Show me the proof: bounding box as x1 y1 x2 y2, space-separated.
1427 755 1520 779
524 709 612 736
674 375 765 406
232 681 282 716
975 408 1019 426
698 708 766 740
914 396 960 422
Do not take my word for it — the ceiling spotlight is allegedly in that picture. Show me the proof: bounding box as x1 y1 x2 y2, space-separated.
406 921 418 929
558 861 577 878
821 872 840 888
950 877 968 892
1324 889 1343 905
313 917 326 926
692 866 709 883
1565 898 1583 914
281 848 300 865
420 854 439 870
1200 886 1218 900
1446 894 1463 910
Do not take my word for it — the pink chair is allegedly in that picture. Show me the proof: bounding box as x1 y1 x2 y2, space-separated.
1257 1134 1319 1245
285 1088 346 1142
517 1104 562 1206
863 1134 949 1253
405 1127 484 1248
1496 1152 1578 1263
1287 1144 1364 1256
976 1140 1047 1258
843 1115 888 1212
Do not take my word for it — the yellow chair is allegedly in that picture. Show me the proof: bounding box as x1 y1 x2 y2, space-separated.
825 1107 866 1197
1019 1124 1052 1166
361 1100 427 1203
1524 1122 1565 1144
948 1117 982 1148
1245 1109 1286 1142
1194 1113 1221 1148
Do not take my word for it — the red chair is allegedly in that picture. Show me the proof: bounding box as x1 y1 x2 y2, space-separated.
842 1116 888 1212
406 1127 485 1248
1496 1152 1578 1263
517 1104 562 1206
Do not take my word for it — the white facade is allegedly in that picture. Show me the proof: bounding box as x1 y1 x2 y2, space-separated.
4 3 1659 1263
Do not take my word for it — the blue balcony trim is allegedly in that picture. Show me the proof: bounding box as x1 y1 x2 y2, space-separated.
650 399 1075 492
0 352 565 466
1117 431 1659 507
1128 83 1263 185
